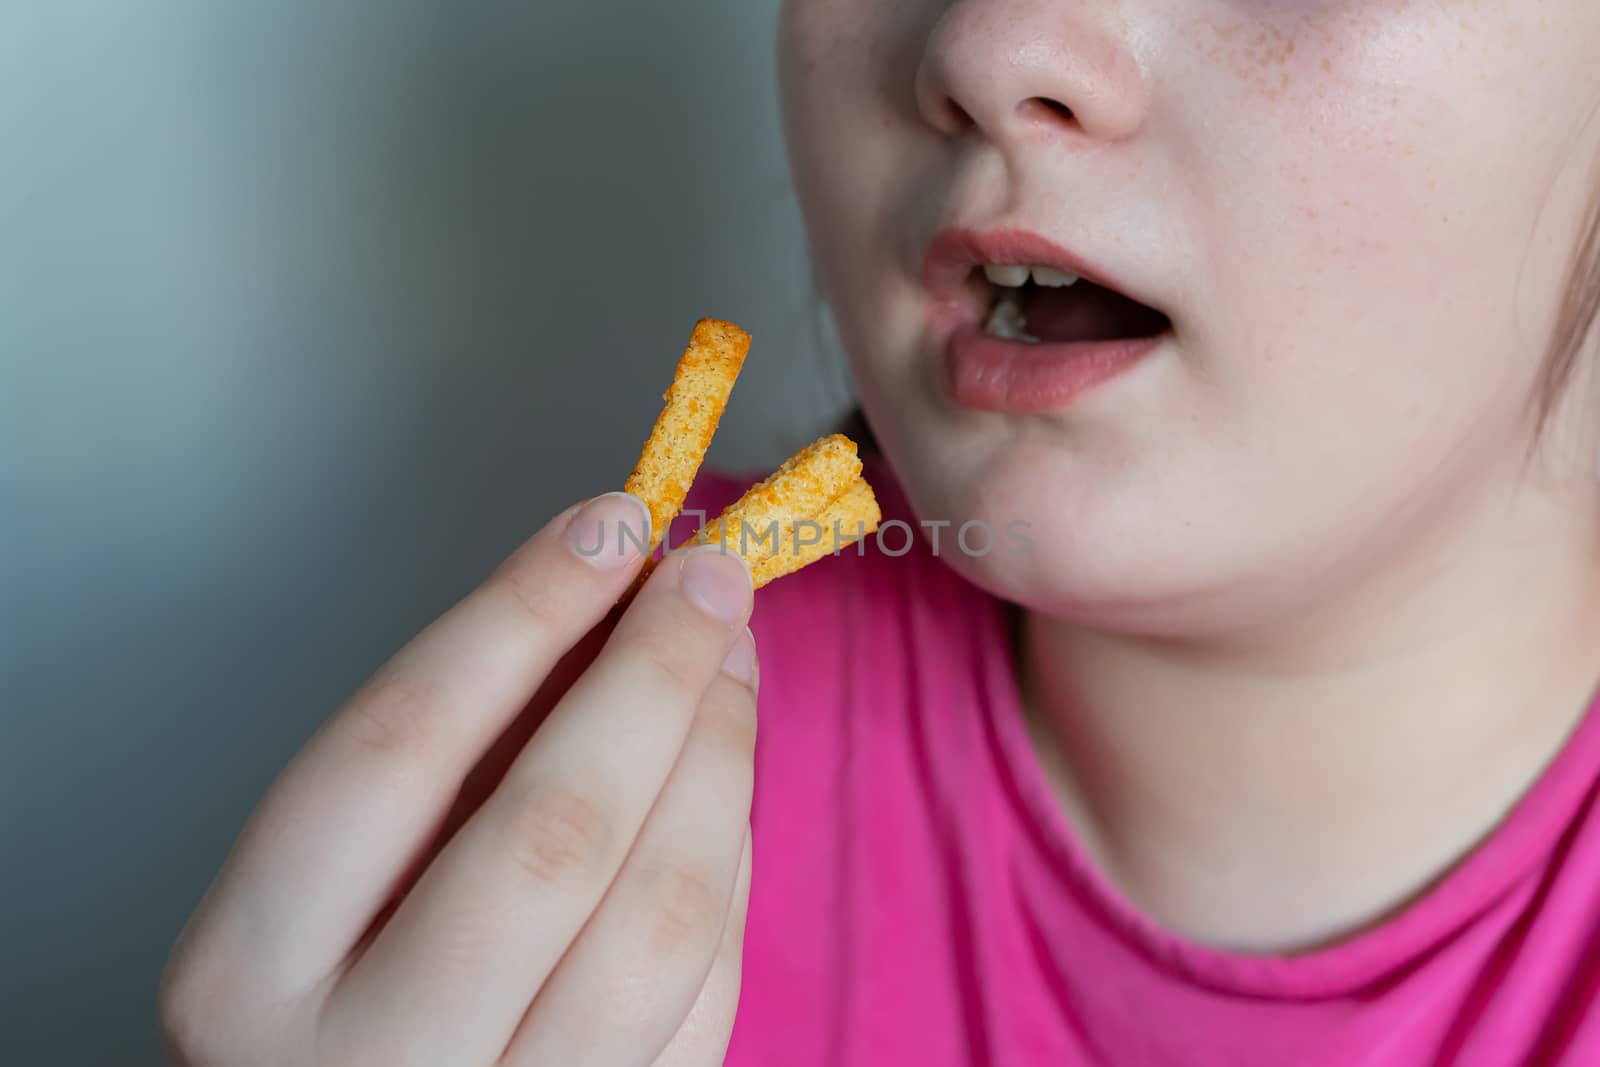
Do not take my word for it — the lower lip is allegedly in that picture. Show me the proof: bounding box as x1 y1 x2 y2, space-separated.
942 324 1164 413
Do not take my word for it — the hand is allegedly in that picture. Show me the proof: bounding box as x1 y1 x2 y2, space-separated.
160 492 759 1067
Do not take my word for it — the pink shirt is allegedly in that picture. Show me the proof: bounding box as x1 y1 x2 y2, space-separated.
682 460 1600 1066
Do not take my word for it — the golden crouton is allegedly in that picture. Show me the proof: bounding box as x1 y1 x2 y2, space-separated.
748 475 881 588
687 436 879 589
623 318 751 554
616 328 880 603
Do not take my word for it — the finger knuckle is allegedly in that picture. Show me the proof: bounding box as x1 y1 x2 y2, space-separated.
625 627 707 706
504 784 616 887
695 680 758 762
416 901 504 975
342 673 439 758
644 866 725 960
491 562 568 632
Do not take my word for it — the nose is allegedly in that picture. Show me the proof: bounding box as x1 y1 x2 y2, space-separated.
914 0 1148 146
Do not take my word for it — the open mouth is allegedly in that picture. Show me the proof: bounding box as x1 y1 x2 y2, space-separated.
922 228 1174 411
975 264 1171 346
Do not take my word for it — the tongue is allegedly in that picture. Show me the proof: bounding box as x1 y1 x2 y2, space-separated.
1020 281 1169 344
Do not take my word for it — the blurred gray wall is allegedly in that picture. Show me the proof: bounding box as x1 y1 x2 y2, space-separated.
0 3 846 1063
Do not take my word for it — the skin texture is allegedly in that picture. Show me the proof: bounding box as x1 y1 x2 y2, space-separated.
161 493 758 1066
779 0 1600 948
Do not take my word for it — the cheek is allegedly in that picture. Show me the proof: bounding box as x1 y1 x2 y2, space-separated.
1177 1 1573 408
1190 0 1483 102
778 0 899 127
778 0 925 364
778 0 852 163
777 1 891 230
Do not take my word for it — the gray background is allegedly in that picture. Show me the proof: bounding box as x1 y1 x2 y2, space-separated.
1 3 846 1063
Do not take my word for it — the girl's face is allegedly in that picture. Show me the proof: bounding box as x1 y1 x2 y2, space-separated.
778 0 1600 633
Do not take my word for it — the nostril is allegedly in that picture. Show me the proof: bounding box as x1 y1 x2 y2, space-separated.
1018 97 1077 130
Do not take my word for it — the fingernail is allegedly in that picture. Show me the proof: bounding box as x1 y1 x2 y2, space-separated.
566 492 651 568
680 544 753 624
720 626 759 688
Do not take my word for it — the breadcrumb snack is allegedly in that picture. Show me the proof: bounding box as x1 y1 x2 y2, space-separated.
618 322 878 600
623 318 751 555
688 435 881 589
746 474 881 588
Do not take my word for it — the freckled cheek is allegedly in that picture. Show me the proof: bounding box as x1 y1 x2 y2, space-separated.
1200 71 1451 277
1202 8 1492 257
1181 90 1470 388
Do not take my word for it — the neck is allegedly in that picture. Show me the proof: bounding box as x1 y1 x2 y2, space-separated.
1019 466 1600 954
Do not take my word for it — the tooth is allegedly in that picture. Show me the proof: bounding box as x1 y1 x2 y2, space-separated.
1030 266 1079 288
983 290 1040 343
982 264 1030 288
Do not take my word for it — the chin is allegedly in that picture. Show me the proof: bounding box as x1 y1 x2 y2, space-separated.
879 419 1279 635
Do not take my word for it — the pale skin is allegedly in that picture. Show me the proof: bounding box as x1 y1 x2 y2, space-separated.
160 492 759 1066
165 2 1600 1063
778 0 1600 950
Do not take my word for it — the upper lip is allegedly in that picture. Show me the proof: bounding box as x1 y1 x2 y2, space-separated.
920 226 1151 309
